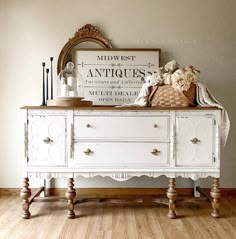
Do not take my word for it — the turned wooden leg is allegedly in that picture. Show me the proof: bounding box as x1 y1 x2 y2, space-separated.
65 178 76 219
167 178 177 219
20 177 31 219
210 177 221 218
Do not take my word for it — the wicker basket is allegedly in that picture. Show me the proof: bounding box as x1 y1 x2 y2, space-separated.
149 83 196 107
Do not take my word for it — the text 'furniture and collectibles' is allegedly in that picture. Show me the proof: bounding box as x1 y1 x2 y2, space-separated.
20 106 222 219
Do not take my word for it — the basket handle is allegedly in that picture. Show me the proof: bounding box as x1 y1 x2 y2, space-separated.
148 85 159 102
180 85 196 106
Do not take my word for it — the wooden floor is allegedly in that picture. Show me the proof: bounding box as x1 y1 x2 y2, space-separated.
0 193 236 239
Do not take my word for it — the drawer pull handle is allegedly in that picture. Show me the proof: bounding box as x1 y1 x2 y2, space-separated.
43 137 53 144
84 149 93 155
151 149 160 155
190 137 200 144
153 124 158 128
86 124 91 128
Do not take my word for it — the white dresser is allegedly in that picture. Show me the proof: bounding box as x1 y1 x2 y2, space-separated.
20 106 222 219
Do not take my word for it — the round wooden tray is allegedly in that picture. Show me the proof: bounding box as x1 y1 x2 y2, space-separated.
47 99 92 107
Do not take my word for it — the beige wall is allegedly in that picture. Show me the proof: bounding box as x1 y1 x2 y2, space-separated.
0 0 235 188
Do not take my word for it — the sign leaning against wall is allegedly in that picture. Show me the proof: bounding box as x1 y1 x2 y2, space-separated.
73 48 161 105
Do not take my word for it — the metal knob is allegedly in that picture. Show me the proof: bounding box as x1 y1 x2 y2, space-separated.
190 137 200 144
84 149 93 155
43 137 53 144
151 149 160 155
153 124 158 128
86 124 91 128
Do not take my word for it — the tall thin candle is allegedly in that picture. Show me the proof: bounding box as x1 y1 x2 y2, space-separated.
40 62 46 106
50 57 53 99
46 68 49 104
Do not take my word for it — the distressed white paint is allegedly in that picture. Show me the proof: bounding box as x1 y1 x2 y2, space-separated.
74 115 169 139
24 109 221 184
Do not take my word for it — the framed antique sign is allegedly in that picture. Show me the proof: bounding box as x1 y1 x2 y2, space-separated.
73 48 161 105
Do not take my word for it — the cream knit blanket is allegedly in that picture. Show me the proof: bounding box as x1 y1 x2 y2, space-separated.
196 82 230 147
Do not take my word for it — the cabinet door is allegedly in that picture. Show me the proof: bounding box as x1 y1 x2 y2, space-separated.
176 116 215 166
27 115 67 166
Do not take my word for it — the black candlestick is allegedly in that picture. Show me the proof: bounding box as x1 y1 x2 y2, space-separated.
46 68 49 104
50 57 53 99
40 62 46 106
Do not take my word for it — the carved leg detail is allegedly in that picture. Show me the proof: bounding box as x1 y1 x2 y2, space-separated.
65 178 76 219
167 178 177 219
210 177 221 218
20 177 31 219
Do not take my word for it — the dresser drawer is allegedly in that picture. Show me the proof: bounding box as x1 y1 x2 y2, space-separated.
74 116 169 139
72 142 169 167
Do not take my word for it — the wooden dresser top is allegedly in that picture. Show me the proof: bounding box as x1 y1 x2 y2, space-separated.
21 106 220 111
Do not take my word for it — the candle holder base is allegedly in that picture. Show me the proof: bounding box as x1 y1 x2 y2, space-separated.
47 99 92 107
